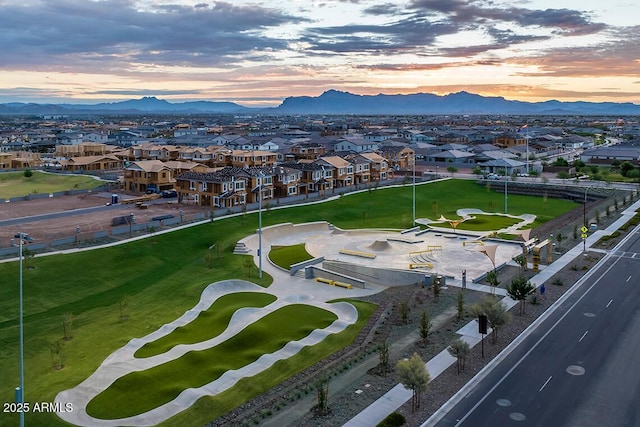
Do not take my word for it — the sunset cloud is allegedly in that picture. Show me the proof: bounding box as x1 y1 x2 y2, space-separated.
0 0 637 104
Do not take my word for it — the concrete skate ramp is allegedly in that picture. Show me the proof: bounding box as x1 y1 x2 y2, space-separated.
323 260 427 287
367 240 391 251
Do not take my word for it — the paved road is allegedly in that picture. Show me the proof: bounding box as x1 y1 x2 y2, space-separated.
430 226 640 427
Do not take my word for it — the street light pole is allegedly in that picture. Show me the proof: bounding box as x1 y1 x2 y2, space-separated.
504 168 508 213
412 156 416 225
583 186 587 252
18 235 25 427
258 173 263 279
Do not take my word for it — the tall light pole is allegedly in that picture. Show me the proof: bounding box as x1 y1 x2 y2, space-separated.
17 235 25 427
412 155 416 225
258 173 263 279
504 167 508 214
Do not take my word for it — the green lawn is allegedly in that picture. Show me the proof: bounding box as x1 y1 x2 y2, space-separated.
437 214 523 231
0 170 106 198
0 179 577 426
87 304 338 419
268 244 314 269
161 299 376 427
135 292 277 358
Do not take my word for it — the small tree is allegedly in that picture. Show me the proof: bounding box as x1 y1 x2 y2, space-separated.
513 254 526 274
399 300 410 325
456 290 465 320
24 168 33 178
22 247 35 269
396 353 430 412
204 252 214 269
556 233 565 251
119 295 129 320
432 276 441 302
62 312 74 341
315 376 330 415
506 276 536 315
377 412 406 427
49 340 64 370
378 341 390 377
485 270 500 295
243 256 254 277
469 296 510 344
447 166 458 177
447 338 471 374
419 310 432 343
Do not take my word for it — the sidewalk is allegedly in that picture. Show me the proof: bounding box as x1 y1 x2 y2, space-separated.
343 199 640 427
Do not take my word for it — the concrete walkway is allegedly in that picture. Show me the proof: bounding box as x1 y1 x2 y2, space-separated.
55 229 381 426
343 200 640 427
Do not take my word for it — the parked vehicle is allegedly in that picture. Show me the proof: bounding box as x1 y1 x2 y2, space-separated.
14 232 35 243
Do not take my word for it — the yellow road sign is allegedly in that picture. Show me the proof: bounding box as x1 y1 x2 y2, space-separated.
581 233 588 238
581 226 588 233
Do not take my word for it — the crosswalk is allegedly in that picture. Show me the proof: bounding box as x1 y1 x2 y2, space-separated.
612 250 640 259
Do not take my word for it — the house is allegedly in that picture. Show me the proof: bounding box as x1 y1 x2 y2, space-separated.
333 136 380 152
493 132 526 149
359 152 391 181
175 166 274 208
229 150 278 168
580 146 640 165
272 165 302 198
280 161 334 194
60 154 120 172
316 156 354 188
480 158 527 175
343 153 371 184
109 131 144 147
377 145 414 170
124 160 174 193
289 143 327 160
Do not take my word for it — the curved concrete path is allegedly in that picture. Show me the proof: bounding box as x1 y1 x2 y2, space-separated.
55 220 383 426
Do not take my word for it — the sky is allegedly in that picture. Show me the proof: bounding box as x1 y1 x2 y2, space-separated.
0 0 638 106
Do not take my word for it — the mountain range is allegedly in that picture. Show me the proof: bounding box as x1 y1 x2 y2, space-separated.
1 90 639 116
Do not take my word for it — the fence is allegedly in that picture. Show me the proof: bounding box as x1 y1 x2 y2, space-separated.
0 211 208 259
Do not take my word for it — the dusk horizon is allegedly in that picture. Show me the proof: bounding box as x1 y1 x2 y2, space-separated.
0 1 638 106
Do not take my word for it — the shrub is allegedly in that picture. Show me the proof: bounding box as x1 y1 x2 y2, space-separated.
377 411 407 427
552 278 564 286
24 168 33 178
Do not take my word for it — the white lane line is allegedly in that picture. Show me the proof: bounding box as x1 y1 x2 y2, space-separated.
539 376 553 392
627 275 632 283
579 330 589 342
606 299 613 308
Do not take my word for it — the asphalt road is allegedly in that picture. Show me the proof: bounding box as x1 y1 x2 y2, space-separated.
430 226 640 427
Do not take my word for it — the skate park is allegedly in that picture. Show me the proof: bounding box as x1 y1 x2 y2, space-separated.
56 211 532 426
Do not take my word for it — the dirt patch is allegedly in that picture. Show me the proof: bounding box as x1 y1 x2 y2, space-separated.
0 193 210 250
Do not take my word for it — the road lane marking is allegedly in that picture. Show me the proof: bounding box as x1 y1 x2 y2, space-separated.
606 299 613 308
449 254 624 427
539 376 553 392
579 331 589 342
627 275 632 283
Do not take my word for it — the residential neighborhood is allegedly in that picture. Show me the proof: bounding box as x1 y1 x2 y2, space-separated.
1 115 640 212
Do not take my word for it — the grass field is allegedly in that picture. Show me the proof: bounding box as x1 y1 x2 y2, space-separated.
135 292 277 358
0 171 106 198
0 179 577 426
268 243 314 269
87 304 338 419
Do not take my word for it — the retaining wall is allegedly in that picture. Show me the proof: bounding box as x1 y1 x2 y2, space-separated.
322 260 428 287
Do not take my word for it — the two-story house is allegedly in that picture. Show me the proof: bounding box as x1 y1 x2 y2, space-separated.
124 160 174 193
316 156 353 188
